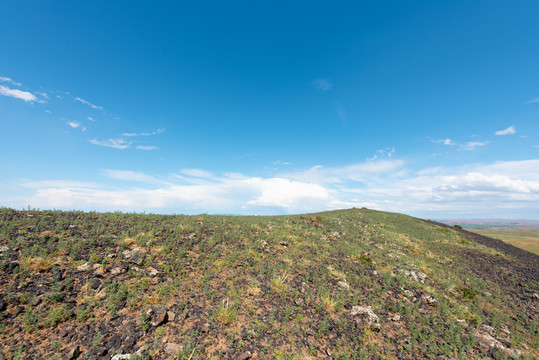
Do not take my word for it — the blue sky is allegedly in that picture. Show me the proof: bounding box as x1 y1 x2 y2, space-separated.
1 1 538 218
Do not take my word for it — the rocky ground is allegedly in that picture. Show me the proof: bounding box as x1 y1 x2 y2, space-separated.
0 208 537 359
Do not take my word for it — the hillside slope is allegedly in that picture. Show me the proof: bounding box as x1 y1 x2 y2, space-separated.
0 208 537 359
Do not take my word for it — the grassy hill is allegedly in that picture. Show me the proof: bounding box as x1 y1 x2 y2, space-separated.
0 208 537 359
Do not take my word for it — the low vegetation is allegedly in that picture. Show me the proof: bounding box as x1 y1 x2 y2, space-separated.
0 208 537 359
467 228 539 255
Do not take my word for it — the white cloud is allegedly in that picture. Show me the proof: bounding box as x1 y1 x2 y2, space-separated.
136 145 158 150
431 138 455 145
495 125 516 136
459 141 489 151
273 160 291 166
180 169 216 179
0 85 38 102
525 97 539 104
122 128 165 137
312 78 333 91
0 77 22 86
75 97 104 110
89 138 130 149
67 121 80 128
4 159 539 218
101 169 164 184
247 178 330 208
87 116 95 122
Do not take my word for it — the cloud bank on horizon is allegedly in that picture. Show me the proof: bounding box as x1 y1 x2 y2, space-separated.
1 1 538 219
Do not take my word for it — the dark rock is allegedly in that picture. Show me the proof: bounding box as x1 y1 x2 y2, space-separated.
67 345 81 359
149 306 167 326
129 251 145 265
91 278 101 289
123 335 136 349
0 297 5 311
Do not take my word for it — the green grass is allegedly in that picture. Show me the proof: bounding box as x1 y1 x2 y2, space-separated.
469 228 539 254
0 207 537 359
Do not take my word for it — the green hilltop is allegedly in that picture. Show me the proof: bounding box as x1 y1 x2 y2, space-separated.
0 208 537 359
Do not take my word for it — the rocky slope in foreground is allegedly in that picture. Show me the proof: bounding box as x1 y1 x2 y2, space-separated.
0 208 537 359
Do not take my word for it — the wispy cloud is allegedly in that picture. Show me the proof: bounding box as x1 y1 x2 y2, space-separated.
368 147 396 161
312 78 333 91
75 96 104 110
0 85 38 102
335 103 347 119
89 138 130 149
459 141 489 151
495 125 516 136
101 169 164 184
122 128 165 137
273 160 291 166
87 116 95 122
67 121 87 131
431 138 455 145
525 97 539 104
136 145 158 150
0 77 22 86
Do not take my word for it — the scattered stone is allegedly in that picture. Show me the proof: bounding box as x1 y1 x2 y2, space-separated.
351 305 381 330
417 272 428 283
500 326 511 335
238 350 252 360
96 290 107 299
67 345 81 359
391 314 401 321
147 267 159 277
76 263 90 271
147 306 167 326
111 355 131 360
106 253 115 258
533 292 539 300
474 329 521 359
373 270 379 276
403 290 414 297
279 241 288 247
129 252 145 265
200 322 210 333
167 311 176 322
294 298 304 306
456 319 467 326
0 245 9 252
164 342 183 355
111 267 125 275
338 281 350 290
326 348 332 356
422 295 437 306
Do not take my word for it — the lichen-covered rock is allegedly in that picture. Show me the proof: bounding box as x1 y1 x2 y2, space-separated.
351 305 380 330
